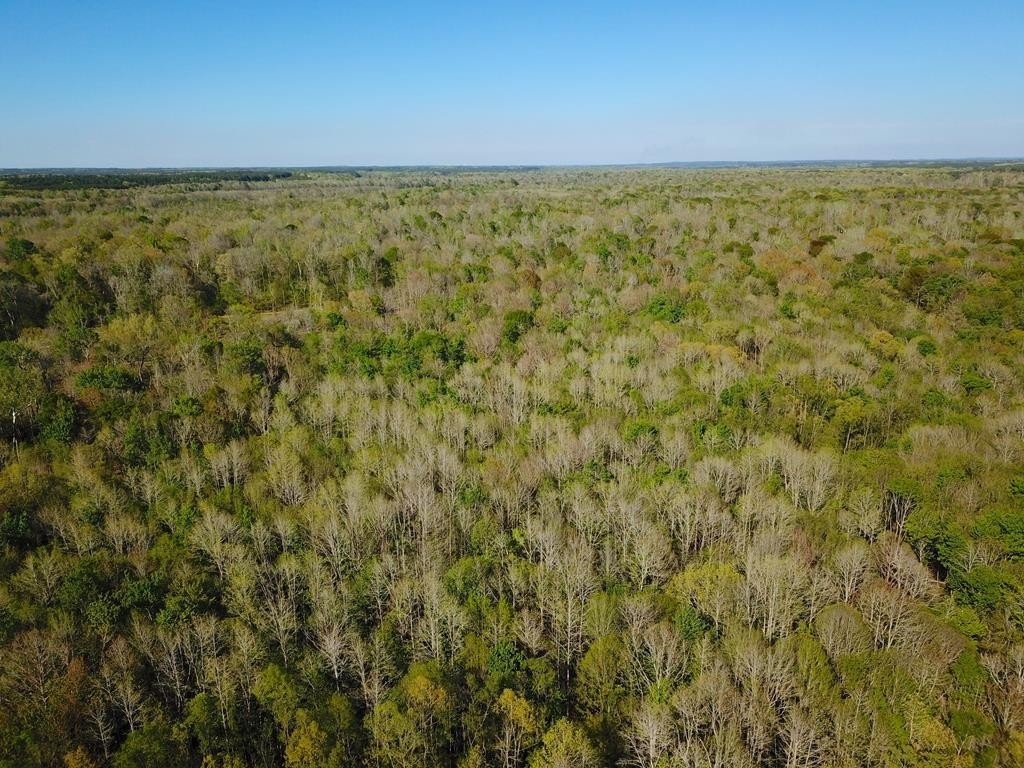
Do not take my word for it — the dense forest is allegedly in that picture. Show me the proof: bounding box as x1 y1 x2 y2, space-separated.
1 165 1023 768
0 171 296 192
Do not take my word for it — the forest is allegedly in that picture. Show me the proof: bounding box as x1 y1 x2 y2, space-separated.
1 164 1023 768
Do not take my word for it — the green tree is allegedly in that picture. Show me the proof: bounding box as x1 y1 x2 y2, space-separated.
111 722 183 768
529 719 600 768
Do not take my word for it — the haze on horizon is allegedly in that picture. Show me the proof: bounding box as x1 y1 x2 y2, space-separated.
2 0 1022 168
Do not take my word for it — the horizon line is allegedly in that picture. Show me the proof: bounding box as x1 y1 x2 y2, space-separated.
3 156 1024 174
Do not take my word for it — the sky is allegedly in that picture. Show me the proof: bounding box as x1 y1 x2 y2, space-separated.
1 1 1022 167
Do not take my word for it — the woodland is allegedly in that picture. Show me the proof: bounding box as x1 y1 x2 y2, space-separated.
1 165 1023 767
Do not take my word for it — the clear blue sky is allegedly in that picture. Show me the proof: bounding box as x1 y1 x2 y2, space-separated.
2 1 1022 167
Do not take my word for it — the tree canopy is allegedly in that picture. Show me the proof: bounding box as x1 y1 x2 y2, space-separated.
1 165 1023 767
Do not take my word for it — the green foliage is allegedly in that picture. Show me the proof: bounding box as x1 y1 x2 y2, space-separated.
577 634 625 716
841 250 875 283
38 394 77 443
253 664 300 731
960 369 991 395
0 342 45 436
951 647 988 701
285 711 329 768
949 565 1011 613
974 508 1024 558
185 693 221 754
501 309 534 345
4 237 38 260
0 167 1021 768
898 264 963 310
644 290 687 323
530 719 600 768
621 419 658 443
112 722 184 768
335 327 467 380
75 365 139 391
916 337 937 356
949 708 995 741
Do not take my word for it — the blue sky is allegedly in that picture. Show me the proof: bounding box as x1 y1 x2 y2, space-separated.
1 1 1022 167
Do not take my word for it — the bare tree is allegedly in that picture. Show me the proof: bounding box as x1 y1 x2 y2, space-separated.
857 580 919 651
622 701 675 768
539 535 597 684
831 541 871 603
744 550 808 640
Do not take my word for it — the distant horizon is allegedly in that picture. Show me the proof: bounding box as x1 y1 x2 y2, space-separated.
4 156 1024 174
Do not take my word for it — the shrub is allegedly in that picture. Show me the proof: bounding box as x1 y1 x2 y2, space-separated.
644 291 687 323
501 309 534 345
